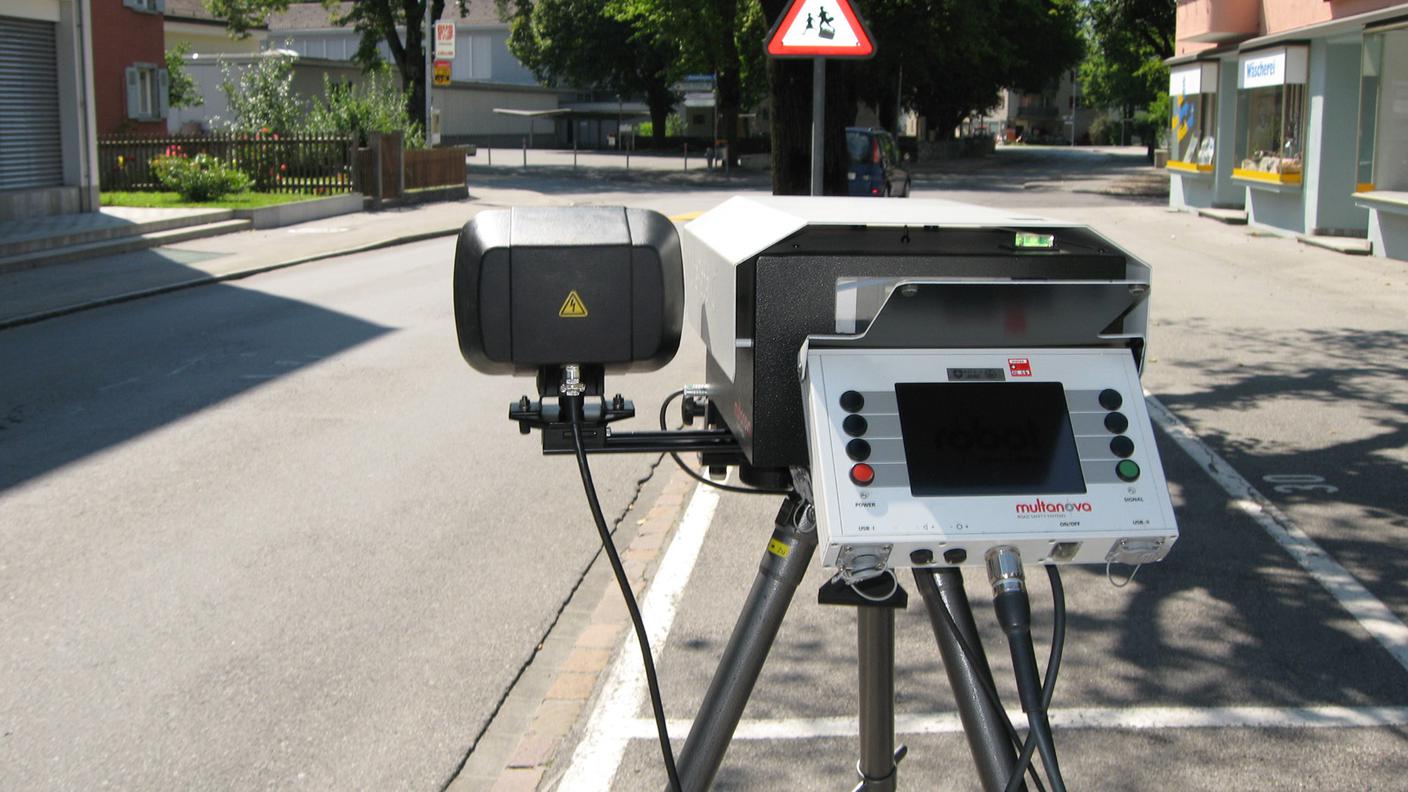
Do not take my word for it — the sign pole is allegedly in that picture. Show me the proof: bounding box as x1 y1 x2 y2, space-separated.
811 58 824 196
424 9 432 146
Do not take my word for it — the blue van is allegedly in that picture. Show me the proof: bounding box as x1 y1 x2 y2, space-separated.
845 127 911 197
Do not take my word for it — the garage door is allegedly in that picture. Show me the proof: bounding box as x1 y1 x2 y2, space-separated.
0 15 63 191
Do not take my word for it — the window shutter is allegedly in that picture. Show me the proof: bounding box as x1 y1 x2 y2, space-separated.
157 69 170 119
125 66 141 119
154 0 166 13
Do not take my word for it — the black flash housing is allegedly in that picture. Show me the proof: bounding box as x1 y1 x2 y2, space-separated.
453 206 684 377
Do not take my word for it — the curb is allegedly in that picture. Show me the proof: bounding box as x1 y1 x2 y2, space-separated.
490 469 697 792
0 226 464 331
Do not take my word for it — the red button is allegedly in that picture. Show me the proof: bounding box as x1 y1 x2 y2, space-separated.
850 463 875 486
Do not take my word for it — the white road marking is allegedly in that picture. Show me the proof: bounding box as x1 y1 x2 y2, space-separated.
1145 394 1408 674
165 356 205 377
96 377 140 392
620 706 1408 739
556 483 721 792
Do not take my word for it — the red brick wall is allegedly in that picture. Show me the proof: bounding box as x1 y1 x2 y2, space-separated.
91 0 167 136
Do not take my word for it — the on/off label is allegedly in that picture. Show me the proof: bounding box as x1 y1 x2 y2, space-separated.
1008 358 1032 377
767 538 790 558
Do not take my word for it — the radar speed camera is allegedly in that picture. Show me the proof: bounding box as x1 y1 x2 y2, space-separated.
682 196 1178 574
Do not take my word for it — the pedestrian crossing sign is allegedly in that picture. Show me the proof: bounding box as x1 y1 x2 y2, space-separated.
766 0 875 59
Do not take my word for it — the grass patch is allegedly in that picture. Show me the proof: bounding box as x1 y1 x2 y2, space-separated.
101 191 326 209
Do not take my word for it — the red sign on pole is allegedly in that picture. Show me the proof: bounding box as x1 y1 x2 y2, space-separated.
766 0 875 59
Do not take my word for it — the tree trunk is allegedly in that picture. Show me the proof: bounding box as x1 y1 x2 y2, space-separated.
767 57 811 195
824 60 858 195
646 83 671 144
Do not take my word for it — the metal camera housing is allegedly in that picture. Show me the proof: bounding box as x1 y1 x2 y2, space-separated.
453 206 684 376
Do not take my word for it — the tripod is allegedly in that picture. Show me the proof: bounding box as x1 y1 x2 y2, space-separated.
670 492 1027 792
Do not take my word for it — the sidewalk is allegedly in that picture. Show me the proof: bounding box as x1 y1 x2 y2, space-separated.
0 198 493 329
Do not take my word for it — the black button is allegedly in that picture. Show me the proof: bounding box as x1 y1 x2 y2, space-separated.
1098 389 1123 410
1104 412 1129 434
910 548 934 565
942 548 967 565
839 390 865 413
843 414 869 437
1110 436 1135 458
846 439 872 461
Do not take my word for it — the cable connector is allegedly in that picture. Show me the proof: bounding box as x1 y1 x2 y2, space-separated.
559 363 586 397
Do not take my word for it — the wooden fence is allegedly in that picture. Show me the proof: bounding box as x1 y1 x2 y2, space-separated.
405 146 470 190
98 134 355 194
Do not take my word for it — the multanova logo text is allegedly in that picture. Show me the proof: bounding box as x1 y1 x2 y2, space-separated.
1015 498 1093 515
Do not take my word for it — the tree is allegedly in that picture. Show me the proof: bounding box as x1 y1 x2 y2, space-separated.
1078 0 1174 153
608 0 768 162
761 0 1081 195
165 42 204 110
207 0 471 140
219 51 304 133
499 0 678 143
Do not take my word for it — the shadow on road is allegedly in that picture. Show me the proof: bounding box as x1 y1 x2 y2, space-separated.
0 270 390 492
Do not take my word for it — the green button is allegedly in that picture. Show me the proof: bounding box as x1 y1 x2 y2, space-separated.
1116 460 1141 482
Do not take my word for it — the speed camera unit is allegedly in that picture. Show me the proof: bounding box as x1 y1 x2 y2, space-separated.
683 196 1178 570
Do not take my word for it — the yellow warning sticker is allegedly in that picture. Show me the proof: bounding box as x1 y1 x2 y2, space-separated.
558 290 589 318
767 538 790 558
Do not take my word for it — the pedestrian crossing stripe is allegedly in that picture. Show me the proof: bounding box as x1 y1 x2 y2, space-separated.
559 290 589 318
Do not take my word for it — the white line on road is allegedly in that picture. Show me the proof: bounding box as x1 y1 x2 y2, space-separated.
556 483 721 792
620 706 1408 740
1145 395 1408 674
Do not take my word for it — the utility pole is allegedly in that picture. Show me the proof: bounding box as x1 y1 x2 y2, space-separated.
424 3 433 146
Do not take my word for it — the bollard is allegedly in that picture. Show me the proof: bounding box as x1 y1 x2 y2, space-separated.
684 143 688 172
487 145 492 166
522 137 527 167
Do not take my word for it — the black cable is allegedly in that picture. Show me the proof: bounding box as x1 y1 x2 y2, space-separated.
1002 565 1067 792
566 393 682 792
932 584 1048 792
658 390 789 496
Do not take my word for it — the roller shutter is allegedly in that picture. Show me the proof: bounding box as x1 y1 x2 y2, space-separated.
0 15 63 190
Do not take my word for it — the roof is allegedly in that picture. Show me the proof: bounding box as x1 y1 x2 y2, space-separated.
269 1 508 31
163 0 255 26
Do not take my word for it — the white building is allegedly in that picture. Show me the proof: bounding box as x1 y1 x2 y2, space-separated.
1 0 99 220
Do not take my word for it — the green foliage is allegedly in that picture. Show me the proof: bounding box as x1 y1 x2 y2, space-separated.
218 52 304 134
847 0 1084 139
502 0 679 141
307 67 424 148
164 42 203 110
1078 0 1173 112
214 0 471 134
151 154 252 201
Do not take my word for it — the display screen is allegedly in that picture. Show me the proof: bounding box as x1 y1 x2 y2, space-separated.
894 382 1086 497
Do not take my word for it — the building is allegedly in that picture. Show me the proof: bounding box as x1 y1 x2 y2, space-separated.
1168 0 1408 259
0 1 99 220
268 2 573 147
90 0 169 136
162 0 264 57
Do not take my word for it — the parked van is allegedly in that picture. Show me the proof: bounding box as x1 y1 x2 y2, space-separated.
845 127 911 197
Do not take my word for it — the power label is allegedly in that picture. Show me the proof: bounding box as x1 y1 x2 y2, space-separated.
1007 357 1032 377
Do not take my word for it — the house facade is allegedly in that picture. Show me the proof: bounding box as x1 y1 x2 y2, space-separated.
0 0 99 220
91 0 169 136
1168 0 1408 259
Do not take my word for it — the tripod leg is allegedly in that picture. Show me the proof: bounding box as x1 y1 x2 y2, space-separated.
855 605 898 792
671 495 817 792
913 568 1025 792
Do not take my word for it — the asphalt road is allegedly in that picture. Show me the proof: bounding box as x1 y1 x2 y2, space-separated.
3 147 1404 791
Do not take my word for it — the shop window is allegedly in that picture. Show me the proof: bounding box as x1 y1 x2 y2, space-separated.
1168 63 1218 174
1233 46 1308 187
1356 28 1408 193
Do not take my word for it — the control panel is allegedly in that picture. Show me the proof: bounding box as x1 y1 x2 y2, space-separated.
802 347 1178 570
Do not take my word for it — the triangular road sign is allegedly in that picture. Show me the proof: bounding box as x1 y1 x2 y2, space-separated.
766 0 875 59
558 290 589 318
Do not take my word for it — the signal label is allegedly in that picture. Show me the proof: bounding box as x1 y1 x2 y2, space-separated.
559 290 589 318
